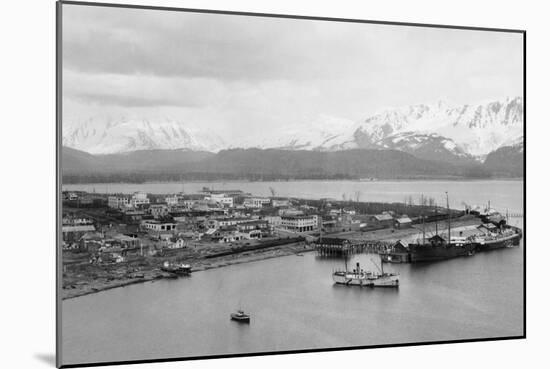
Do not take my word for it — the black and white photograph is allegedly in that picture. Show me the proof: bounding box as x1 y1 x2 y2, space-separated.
57 1 524 367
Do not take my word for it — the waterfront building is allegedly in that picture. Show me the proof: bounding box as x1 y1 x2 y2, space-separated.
281 214 318 232
244 197 271 208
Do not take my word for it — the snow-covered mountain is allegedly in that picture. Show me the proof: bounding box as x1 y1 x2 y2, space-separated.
352 97 523 160
229 114 359 151
63 117 225 154
63 97 523 161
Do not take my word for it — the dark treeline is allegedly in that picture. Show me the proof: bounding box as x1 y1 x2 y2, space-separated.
62 146 521 184
62 172 357 184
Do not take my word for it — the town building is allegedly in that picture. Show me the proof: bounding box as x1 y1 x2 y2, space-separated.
372 213 394 228
121 209 146 223
141 220 177 233
165 195 180 206
108 195 130 209
243 197 271 208
207 217 252 229
62 224 96 243
395 216 413 229
271 199 290 207
206 193 234 207
281 214 318 232
130 191 150 208
279 208 304 217
149 204 169 218
262 215 282 227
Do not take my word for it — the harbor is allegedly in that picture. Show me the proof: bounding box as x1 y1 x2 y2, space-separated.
61 179 524 365
62 235 523 365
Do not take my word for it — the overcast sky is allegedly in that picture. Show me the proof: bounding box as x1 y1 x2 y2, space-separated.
62 4 523 135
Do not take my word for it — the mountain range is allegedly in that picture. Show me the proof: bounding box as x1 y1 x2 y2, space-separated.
61 97 524 181
63 97 523 164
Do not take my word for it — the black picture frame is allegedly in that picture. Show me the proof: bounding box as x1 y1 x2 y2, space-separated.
56 1 526 367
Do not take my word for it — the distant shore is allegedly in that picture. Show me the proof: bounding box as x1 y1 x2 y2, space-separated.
62 177 524 186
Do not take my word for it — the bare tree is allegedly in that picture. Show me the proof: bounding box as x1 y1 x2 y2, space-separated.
269 186 276 197
354 190 362 203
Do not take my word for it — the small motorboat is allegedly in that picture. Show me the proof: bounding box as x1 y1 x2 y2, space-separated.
230 310 250 323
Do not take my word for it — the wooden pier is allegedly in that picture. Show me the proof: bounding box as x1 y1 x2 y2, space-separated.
315 237 393 256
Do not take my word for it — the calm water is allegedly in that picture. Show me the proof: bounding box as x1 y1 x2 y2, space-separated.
61 180 524 365
64 179 523 213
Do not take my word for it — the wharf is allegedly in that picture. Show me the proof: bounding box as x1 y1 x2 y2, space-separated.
315 237 392 256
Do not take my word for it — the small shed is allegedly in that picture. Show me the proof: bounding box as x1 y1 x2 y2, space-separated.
373 213 394 228
395 216 413 229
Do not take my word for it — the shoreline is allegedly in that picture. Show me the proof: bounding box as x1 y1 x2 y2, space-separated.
62 243 314 300
62 177 524 188
62 216 483 301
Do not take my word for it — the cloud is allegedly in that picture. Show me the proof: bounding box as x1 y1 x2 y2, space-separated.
61 3 523 131
63 70 231 108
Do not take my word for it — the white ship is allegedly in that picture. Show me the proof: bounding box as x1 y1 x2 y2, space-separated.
332 260 399 288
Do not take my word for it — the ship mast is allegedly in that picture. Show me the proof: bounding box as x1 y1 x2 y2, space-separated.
421 194 425 245
446 192 451 244
319 199 324 243
435 202 438 236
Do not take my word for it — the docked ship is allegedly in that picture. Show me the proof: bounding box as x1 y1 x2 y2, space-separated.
332 260 399 288
380 240 411 263
408 234 476 262
408 192 476 263
472 223 522 251
161 261 192 275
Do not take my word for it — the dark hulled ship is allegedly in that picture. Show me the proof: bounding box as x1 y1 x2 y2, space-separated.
472 223 522 251
407 192 476 262
408 234 476 262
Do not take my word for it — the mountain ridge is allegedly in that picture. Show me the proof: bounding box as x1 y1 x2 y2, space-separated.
63 97 523 164
61 145 522 184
